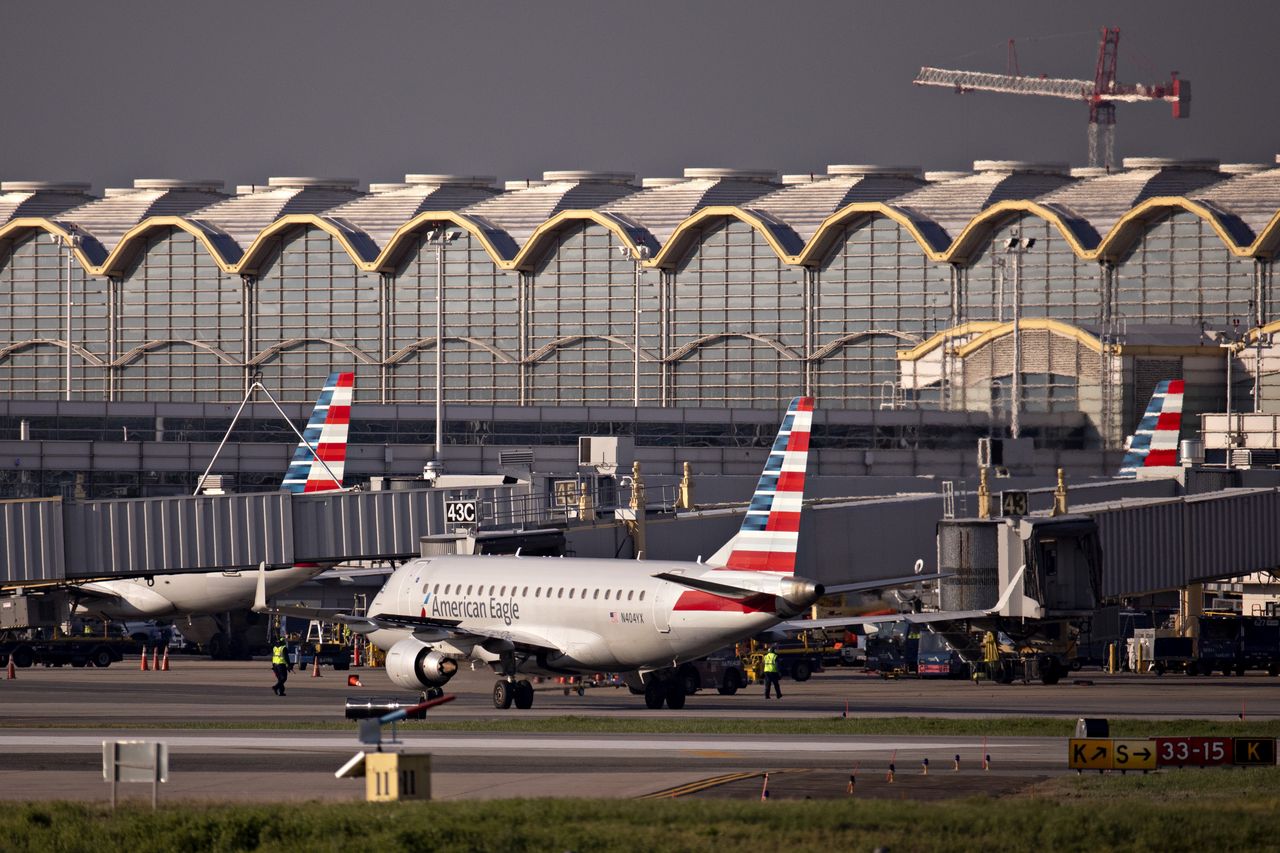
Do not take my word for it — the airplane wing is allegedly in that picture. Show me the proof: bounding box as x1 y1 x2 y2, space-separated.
653 570 948 600
823 572 949 595
779 565 1026 632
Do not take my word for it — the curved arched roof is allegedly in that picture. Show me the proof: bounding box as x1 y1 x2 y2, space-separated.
1 159 1278 276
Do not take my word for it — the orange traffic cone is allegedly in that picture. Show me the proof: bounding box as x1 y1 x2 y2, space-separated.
160 647 170 672
347 674 362 687
311 654 322 677
151 647 159 671
140 647 150 671
6 658 15 679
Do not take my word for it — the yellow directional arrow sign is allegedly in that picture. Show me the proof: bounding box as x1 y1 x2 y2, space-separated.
1068 738 1113 770
1111 739 1156 771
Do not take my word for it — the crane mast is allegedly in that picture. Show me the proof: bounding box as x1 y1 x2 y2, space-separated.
913 27 1190 169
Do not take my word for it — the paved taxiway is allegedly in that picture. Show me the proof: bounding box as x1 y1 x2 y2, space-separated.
1 659 1275 802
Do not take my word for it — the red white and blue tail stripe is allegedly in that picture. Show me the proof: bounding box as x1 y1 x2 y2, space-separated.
281 371 353 493
1117 379 1183 478
708 396 813 574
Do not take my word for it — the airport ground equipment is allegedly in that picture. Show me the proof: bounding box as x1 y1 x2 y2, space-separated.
336 694 456 802
1129 629 1195 675
679 648 748 695
0 627 134 669
1192 614 1280 675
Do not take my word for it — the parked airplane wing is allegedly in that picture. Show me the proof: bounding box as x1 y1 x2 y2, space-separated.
823 572 949 595
780 565 1026 632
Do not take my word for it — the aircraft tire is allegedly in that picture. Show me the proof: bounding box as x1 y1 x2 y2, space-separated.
678 663 700 695
664 681 686 710
643 681 665 709
493 680 515 709
514 680 534 709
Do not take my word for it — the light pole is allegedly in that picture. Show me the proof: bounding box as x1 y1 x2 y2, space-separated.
50 233 81 401
1003 236 1035 439
618 244 651 408
424 227 462 464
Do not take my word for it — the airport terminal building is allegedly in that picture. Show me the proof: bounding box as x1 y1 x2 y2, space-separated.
1 157 1279 496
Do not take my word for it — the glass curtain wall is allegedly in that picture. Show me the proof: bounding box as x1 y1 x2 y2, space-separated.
1114 212 1255 329
668 220 803 407
389 230 520 404
117 228 243 401
965 215 1097 324
252 228 377 401
0 231 104 398
527 223 658 405
814 216 949 407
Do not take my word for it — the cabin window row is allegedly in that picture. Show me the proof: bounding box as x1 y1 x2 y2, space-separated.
426 582 645 602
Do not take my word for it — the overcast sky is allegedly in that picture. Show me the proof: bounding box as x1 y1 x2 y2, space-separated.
3 0 1276 190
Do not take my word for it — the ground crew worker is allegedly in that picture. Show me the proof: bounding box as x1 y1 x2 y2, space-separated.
763 644 782 699
270 636 290 696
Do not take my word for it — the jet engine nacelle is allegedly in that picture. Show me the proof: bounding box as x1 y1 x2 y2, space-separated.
384 638 459 690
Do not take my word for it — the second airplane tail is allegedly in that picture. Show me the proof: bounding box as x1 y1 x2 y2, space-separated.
281 371 354 493
706 396 814 574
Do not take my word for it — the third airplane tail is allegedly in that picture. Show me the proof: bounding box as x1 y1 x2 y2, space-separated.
1117 379 1184 478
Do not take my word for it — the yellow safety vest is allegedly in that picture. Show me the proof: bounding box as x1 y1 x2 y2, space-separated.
271 643 288 665
763 652 779 673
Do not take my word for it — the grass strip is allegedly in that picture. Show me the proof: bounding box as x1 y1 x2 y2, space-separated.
4 774 1280 853
2 716 1278 737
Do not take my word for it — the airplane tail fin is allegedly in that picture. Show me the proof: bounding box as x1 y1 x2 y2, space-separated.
281 371 354 493
706 396 814 574
1117 379 1183 478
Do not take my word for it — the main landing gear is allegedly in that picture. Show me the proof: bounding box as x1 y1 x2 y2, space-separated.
493 678 535 710
643 677 686 710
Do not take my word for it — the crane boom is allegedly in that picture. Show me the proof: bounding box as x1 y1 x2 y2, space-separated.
914 67 1184 106
912 28 1190 169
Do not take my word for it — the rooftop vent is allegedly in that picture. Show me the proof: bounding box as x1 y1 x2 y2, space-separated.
1 181 92 193
826 164 923 178
1120 157 1219 171
1219 163 1271 175
973 160 1069 176
405 174 497 188
923 171 972 182
265 177 360 190
132 179 225 192
682 168 778 182
640 178 687 188
541 171 636 185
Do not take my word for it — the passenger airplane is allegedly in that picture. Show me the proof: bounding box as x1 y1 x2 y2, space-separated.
257 396 914 709
72 371 354 628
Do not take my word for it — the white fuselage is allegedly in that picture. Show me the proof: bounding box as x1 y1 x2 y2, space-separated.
365 554 810 675
75 566 327 621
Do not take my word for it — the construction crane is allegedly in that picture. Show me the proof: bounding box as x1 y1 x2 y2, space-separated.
913 27 1190 170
